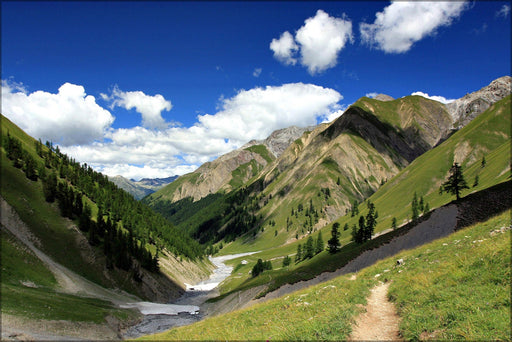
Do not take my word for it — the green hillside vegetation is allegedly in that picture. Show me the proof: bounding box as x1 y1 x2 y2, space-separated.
145 94 455 260
1 229 138 323
0 114 209 326
141 210 510 341
200 95 511 301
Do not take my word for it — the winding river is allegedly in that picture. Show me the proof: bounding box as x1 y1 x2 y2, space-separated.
122 252 258 338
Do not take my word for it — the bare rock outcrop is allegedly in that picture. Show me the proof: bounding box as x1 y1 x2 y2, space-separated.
446 75 511 128
374 94 394 102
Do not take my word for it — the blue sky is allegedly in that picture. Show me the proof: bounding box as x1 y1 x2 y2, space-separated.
2 1 510 180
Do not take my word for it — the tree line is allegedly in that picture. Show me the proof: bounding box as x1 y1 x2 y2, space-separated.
3 133 205 275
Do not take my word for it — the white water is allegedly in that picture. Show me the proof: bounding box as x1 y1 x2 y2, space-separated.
185 252 259 292
123 251 259 337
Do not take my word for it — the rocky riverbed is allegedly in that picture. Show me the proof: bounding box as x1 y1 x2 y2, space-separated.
122 252 258 338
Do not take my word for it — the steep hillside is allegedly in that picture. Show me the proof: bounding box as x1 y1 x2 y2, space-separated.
0 115 212 314
145 77 510 254
143 209 511 341
200 94 510 303
144 126 311 205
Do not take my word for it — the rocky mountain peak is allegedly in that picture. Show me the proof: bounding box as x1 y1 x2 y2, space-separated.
374 94 394 102
446 75 511 128
243 125 315 158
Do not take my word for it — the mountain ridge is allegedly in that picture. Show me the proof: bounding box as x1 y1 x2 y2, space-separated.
110 175 178 200
145 76 510 250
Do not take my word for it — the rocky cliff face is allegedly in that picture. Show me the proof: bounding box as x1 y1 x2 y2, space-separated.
245 125 316 158
446 76 511 128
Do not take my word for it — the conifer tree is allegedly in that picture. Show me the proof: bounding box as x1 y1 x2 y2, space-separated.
315 231 324 254
282 255 291 267
295 244 302 262
411 192 419 221
364 201 377 241
327 222 341 254
304 236 315 259
441 163 469 201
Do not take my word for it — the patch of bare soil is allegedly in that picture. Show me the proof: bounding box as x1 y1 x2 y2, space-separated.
349 282 402 341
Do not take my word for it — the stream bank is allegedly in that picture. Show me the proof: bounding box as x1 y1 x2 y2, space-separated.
122 252 258 338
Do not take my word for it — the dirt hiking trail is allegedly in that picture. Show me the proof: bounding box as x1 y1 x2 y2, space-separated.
349 282 402 341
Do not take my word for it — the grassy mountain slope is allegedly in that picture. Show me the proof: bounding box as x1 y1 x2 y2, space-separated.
206 95 510 301
215 95 452 253
142 209 510 340
0 115 212 331
145 143 275 205
147 95 453 252
1 228 140 334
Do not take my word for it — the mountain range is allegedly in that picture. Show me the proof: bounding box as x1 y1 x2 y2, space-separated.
109 175 178 200
144 76 511 246
1 75 510 340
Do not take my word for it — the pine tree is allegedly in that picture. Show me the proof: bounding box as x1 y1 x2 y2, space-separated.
351 200 359 217
364 201 377 241
441 163 469 201
411 192 419 221
327 222 341 254
282 255 291 267
315 231 324 254
354 215 365 244
304 236 315 259
22 151 38 181
295 244 302 262
392 217 397 230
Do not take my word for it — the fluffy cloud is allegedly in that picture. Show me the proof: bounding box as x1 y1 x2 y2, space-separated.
271 10 353 75
197 83 343 142
1 80 114 146
295 10 353 75
411 91 455 104
270 31 299 66
360 1 468 53
101 86 171 130
61 82 343 179
365 92 379 99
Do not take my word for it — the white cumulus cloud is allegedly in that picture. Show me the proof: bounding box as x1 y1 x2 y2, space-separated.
295 9 353 75
360 1 469 53
271 10 353 75
270 31 299 66
101 86 172 130
411 91 455 104
197 83 343 142
60 82 344 180
1 80 114 146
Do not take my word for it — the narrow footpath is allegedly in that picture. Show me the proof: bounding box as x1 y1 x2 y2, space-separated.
349 282 402 341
